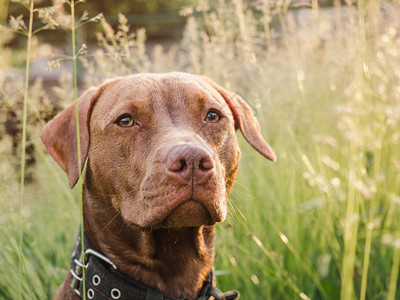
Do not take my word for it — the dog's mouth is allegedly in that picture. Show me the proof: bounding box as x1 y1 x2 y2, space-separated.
126 166 228 229
160 200 214 228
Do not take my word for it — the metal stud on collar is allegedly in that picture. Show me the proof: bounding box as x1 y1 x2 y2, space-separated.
92 275 101 286
87 288 95 299
111 288 121 299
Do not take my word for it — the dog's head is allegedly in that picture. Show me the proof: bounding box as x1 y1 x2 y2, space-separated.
41 73 275 228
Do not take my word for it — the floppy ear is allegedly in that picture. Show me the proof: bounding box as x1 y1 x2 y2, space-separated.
41 88 101 188
202 77 277 162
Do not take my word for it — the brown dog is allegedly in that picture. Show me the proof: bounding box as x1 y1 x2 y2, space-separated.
41 72 276 300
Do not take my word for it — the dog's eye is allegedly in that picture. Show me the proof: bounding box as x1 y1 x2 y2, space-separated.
117 115 135 127
205 110 221 123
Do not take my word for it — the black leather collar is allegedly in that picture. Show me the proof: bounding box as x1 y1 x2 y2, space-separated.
69 229 239 300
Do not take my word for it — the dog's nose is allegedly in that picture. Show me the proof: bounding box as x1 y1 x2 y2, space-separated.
164 144 215 184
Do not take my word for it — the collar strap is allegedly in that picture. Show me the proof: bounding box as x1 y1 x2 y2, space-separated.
69 229 239 300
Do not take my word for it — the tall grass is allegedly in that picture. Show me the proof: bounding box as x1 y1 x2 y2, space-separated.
1 0 400 299
5 0 58 298
18 2 34 298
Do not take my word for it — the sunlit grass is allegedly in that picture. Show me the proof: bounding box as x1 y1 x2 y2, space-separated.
1 0 400 299
18 1 34 298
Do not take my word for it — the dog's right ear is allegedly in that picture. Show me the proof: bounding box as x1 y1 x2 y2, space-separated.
41 88 101 188
200 76 277 162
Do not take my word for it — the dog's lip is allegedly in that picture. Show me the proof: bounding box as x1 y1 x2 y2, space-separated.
159 199 214 228
172 199 207 214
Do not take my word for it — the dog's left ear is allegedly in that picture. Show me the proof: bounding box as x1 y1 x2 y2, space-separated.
41 88 101 188
202 77 277 162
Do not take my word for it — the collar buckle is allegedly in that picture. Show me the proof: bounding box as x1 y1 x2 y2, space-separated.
70 246 117 296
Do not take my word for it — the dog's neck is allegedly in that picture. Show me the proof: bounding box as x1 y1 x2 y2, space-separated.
81 185 216 300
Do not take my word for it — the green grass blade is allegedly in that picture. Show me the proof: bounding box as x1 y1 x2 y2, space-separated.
18 1 34 299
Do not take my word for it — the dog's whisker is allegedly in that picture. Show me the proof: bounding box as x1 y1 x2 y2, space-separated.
94 188 137 198
103 210 122 230
119 219 126 234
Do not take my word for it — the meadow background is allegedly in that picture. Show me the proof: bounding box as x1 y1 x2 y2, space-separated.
1 0 400 299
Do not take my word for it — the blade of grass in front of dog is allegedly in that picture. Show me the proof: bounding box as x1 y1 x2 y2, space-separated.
387 245 400 300
72 1 86 299
18 1 34 299
70 0 86 298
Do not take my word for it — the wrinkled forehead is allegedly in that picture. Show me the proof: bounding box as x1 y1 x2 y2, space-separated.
92 73 228 121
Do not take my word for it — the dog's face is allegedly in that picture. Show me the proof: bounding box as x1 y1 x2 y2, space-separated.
41 73 276 229
87 73 240 228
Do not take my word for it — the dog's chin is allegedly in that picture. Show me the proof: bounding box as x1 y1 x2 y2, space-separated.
160 200 215 228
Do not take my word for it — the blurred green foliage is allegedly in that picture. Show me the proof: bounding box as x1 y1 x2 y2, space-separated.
76 0 198 39
6 0 198 42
